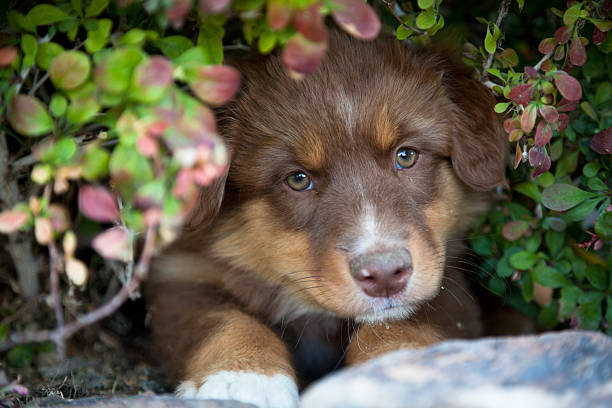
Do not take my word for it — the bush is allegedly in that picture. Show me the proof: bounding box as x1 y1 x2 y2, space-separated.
0 0 610 369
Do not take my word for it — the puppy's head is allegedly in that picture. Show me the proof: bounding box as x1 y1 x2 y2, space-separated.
190 33 506 323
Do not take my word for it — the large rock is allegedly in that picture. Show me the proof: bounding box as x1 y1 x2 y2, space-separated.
300 331 612 408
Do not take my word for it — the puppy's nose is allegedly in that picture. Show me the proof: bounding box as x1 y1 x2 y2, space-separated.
349 249 412 298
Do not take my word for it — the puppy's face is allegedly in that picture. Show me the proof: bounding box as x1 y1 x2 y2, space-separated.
198 34 506 323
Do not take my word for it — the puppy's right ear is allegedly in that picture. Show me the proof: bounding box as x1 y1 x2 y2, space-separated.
183 168 228 231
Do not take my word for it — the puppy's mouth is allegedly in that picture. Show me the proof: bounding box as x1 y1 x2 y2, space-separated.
353 297 417 324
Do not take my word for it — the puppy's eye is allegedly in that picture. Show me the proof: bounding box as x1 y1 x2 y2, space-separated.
395 148 418 169
286 171 313 191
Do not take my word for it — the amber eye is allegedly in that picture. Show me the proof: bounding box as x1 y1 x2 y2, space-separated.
286 171 313 191
395 148 418 169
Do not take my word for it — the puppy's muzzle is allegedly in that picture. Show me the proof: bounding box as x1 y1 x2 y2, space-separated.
349 249 412 298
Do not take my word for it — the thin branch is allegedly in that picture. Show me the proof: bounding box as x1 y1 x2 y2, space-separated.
534 51 553 71
29 71 49 96
380 0 427 36
0 225 157 353
481 0 512 82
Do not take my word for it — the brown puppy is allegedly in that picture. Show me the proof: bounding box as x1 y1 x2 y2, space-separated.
147 31 506 407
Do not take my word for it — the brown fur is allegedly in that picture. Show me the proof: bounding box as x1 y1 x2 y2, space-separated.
147 31 507 391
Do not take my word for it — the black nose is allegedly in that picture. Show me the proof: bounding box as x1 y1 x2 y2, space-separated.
349 249 412 298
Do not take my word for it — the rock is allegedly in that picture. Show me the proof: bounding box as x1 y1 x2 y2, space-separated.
300 331 612 408
34 395 255 408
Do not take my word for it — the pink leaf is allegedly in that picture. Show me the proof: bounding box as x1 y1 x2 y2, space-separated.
508 83 534 105
508 129 524 142
0 46 18 68
198 0 230 15
331 0 381 40
554 26 572 44
521 104 537 133
65 256 88 286
504 118 521 133
0 209 29 234
569 37 586 66
190 65 241 105
538 38 556 54
282 33 327 77
529 146 551 177
267 0 292 30
35 217 53 245
557 98 579 112
293 3 327 42
590 127 612 154
78 185 120 223
534 121 552 146
539 105 559 123
136 134 158 157
553 71 582 101
525 66 538 78
92 227 132 262
165 0 191 29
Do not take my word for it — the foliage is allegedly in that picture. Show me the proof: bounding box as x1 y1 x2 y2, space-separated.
0 0 610 366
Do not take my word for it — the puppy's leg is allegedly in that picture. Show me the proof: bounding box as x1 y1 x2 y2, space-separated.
149 282 298 408
345 320 443 365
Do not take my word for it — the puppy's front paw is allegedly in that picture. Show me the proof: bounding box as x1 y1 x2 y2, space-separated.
176 370 299 408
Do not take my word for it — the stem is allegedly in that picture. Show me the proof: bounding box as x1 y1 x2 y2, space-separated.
380 0 427 36
47 221 66 358
534 51 553 71
480 0 512 81
0 225 156 353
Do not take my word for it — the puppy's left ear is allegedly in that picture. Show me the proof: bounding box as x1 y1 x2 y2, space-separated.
442 59 507 191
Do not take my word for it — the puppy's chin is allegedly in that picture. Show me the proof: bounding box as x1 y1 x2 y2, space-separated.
353 298 417 324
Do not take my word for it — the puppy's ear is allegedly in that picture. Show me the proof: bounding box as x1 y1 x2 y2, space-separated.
183 168 228 231
441 57 507 191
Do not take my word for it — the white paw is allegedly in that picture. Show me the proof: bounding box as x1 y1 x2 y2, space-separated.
176 371 299 408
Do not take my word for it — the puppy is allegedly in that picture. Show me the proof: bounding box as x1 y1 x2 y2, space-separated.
147 31 507 408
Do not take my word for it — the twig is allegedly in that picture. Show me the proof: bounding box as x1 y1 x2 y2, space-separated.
481 0 512 81
29 71 49 96
0 225 156 353
380 0 427 36
534 51 553 71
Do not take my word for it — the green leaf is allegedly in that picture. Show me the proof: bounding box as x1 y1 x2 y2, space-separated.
563 3 582 26
577 300 602 330
595 82 612 105
560 286 581 319
535 172 555 188
583 161 601 178
85 18 112 53
533 262 571 288
416 9 436 30
587 177 608 191
8 95 54 137
156 36 193 59
50 51 91 90
589 18 612 32
396 24 412 40
232 0 266 12
71 0 83 16
21 34 37 56
565 197 602 222
49 94 68 117
537 302 559 329
471 236 492 256
521 271 534 302
0 322 8 342
36 42 64 70
418 0 434 8
484 26 497 54
513 182 540 202
544 230 565 257
525 236 541 252
555 150 579 178
488 276 506 296
509 250 539 270
41 138 77 165
85 0 109 18
572 258 587 282
82 146 109 181
198 21 224 65
541 184 595 211
494 102 510 113
8 344 33 368
94 47 144 94
120 28 147 46
109 145 154 199
595 211 612 241
586 264 607 290
496 256 515 278
26 4 71 26
258 31 277 54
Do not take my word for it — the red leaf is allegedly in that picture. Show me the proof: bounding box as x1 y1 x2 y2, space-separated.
509 128 524 142
503 220 529 241
557 113 569 132
538 38 556 54
553 71 582 101
198 0 230 15
593 28 607 45
529 146 551 177
514 143 522 169
267 0 292 30
331 0 381 40
590 127 612 154
504 118 520 133
293 3 327 42
92 227 132 262
521 104 537 133
282 33 327 77
0 46 18 68
553 44 565 61
557 98 579 112
78 185 120 223
569 37 586 66
508 83 534 105
554 26 572 44
541 59 553 72
0 209 29 234
190 65 241 105
534 121 552 146
539 105 559 123
525 66 538 78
